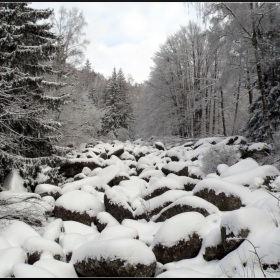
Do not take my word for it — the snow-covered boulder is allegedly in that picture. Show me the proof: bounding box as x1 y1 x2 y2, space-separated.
0 220 40 247
23 236 64 264
104 188 134 223
54 190 105 226
95 212 120 232
139 170 165 182
220 207 276 254
154 142 165 151
73 173 87 181
42 218 65 243
59 233 88 262
107 144 124 158
12 263 55 278
34 259 78 278
71 237 157 277
151 212 212 264
141 178 185 201
133 145 150 161
161 162 188 176
63 221 99 236
193 178 245 211
166 173 200 191
201 228 227 261
155 267 213 278
246 142 271 160
134 190 190 221
0 247 27 277
34 184 61 200
122 219 162 246
59 158 102 177
188 166 205 180
166 149 180 161
219 158 259 178
95 224 139 241
152 196 220 223
0 236 12 250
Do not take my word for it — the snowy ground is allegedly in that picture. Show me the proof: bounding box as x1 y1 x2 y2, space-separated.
1 135 280 277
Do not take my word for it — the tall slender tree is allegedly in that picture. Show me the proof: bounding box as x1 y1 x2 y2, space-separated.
100 67 121 138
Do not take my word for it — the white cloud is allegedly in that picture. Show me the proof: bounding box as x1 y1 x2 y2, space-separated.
30 2 198 83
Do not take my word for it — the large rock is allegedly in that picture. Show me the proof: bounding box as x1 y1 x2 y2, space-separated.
59 233 88 262
141 178 185 201
246 142 271 160
151 212 211 264
154 142 165 151
104 188 134 223
152 196 219 223
59 158 102 178
71 238 157 277
108 144 124 158
23 236 64 264
193 178 245 211
220 208 276 254
34 184 61 200
161 162 188 176
96 212 120 232
54 190 105 226
201 228 227 261
134 190 190 221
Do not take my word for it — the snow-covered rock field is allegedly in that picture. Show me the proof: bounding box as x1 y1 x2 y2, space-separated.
1 135 280 277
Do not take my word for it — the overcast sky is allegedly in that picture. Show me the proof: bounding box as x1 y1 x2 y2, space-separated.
30 2 199 83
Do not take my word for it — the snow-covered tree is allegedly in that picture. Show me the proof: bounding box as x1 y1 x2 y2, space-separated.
100 67 121 138
0 3 68 183
117 68 134 131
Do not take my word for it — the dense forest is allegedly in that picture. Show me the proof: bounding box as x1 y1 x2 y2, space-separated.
1 3 280 180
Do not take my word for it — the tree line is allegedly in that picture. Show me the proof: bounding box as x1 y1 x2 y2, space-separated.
136 3 280 143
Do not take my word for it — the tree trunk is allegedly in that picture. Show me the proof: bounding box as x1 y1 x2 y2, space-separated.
250 2 274 143
220 86 227 136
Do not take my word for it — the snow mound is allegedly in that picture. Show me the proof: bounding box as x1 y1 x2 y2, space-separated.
221 207 276 236
151 212 212 248
34 258 78 278
156 267 214 278
222 165 280 186
95 224 138 241
59 233 88 258
152 195 220 222
219 158 259 178
71 237 156 266
43 218 65 242
0 220 40 247
34 184 61 195
12 263 55 278
55 190 104 215
141 177 185 199
63 221 99 235
23 236 64 260
60 176 107 195
193 178 271 206
135 190 191 218
0 247 26 277
122 219 162 246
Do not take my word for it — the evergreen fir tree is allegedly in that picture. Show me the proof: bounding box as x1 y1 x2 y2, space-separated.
100 67 122 138
244 77 280 142
117 68 134 130
0 3 68 180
